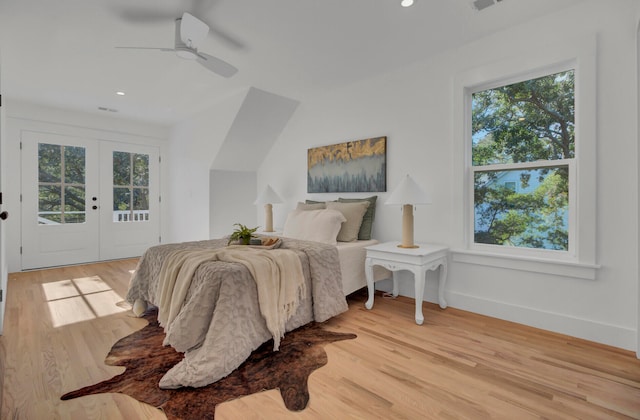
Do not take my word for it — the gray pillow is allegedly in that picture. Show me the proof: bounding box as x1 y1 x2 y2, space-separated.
338 196 377 240
326 201 370 242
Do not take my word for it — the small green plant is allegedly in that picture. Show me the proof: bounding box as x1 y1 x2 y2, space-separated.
228 223 259 245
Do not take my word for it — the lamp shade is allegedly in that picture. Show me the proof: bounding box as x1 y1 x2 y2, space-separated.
385 174 431 205
254 185 283 205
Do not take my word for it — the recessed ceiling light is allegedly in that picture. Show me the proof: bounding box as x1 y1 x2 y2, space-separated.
401 0 414 7
116 91 125 96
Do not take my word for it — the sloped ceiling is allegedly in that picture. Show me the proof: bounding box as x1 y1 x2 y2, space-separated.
0 0 585 126
210 87 298 170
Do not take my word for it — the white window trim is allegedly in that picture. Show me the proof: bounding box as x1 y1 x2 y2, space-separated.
452 36 598 280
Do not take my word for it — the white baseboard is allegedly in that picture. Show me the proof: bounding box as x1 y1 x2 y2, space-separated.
447 291 637 352
376 281 636 353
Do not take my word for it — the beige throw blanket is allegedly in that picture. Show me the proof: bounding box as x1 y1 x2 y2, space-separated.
157 246 305 350
126 237 348 388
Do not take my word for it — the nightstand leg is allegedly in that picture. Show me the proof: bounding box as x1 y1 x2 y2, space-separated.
365 257 375 310
413 267 425 325
438 262 448 309
392 271 399 297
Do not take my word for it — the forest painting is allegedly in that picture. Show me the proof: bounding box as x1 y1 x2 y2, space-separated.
307 137 386 193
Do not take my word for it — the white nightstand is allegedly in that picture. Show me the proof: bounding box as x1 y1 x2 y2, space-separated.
364 242 449 325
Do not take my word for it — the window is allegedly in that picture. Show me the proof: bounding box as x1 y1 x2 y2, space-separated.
471 70 574 252
38 143 86 224
503 181 516 192
112 151 150 222
453 40 597 278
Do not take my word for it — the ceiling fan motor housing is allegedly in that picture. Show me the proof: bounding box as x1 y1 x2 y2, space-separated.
175 12 209 57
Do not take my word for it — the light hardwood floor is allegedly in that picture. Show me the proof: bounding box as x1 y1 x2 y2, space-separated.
1 259 639 419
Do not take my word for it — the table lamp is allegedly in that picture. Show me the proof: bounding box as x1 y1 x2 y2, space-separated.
385 174 431 248
254 185 283 232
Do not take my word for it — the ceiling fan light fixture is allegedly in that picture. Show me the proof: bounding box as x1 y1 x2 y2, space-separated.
116 11 238 78
401 0 414 7
175 47 198 60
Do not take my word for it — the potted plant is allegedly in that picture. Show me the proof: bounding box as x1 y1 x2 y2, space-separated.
228 223 259 245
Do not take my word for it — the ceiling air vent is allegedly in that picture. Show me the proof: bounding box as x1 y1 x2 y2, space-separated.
472 0 503 11
98 106 118 113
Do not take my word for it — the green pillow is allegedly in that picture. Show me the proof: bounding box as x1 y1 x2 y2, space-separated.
338 196 377 240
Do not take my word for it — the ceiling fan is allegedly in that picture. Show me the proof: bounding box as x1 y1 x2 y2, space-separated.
117 12 238 78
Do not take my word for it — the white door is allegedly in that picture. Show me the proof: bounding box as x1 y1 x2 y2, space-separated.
21 131 100 269
21 133 160 269
99 141 160 260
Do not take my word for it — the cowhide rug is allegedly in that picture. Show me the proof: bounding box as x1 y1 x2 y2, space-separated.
61 308 356 420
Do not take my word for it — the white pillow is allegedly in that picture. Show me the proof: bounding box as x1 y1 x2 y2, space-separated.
325 201 370 242
282 209 346 245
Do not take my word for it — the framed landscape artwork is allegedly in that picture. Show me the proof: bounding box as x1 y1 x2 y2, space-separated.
307 136 386 193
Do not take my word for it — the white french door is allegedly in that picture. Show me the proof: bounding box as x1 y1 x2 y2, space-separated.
99 141 160 261
22 132 100 269
21 131 160 270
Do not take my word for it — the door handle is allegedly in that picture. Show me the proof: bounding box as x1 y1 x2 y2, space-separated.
0 211 8 220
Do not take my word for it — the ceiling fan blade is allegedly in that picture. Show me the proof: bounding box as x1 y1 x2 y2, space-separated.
180 12 209 48
115 47 175 52
112 8 179 23
196 52 238 78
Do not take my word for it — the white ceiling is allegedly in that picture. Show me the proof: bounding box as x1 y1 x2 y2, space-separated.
0 0 584 126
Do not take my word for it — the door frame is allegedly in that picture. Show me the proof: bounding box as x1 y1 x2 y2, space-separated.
0 71 7 335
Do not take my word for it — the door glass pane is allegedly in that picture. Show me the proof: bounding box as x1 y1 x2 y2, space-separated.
113 151 131 186
38 143 86 224
64 186 86 223
113 187 131 222
38 185 61 224
113 151 150 222
133 188 149 221
64 146 86 184
38 143 61 183
133 154 149 186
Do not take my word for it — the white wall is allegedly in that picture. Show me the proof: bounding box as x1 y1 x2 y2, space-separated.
167 90 246 243
210 170 257 239
4 100 170 272
256 0 639 351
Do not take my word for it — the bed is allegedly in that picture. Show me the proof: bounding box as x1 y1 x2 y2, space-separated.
125 196 389 389
337 239 390 295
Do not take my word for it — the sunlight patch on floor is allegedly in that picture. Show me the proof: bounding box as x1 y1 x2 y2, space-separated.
41 276 129 327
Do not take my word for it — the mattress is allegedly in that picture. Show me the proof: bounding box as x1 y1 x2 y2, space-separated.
336 239 391 295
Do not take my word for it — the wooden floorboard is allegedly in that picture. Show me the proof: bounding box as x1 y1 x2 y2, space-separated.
1 259 639 419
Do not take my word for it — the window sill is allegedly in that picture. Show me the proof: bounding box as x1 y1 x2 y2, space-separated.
451 249 600 280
